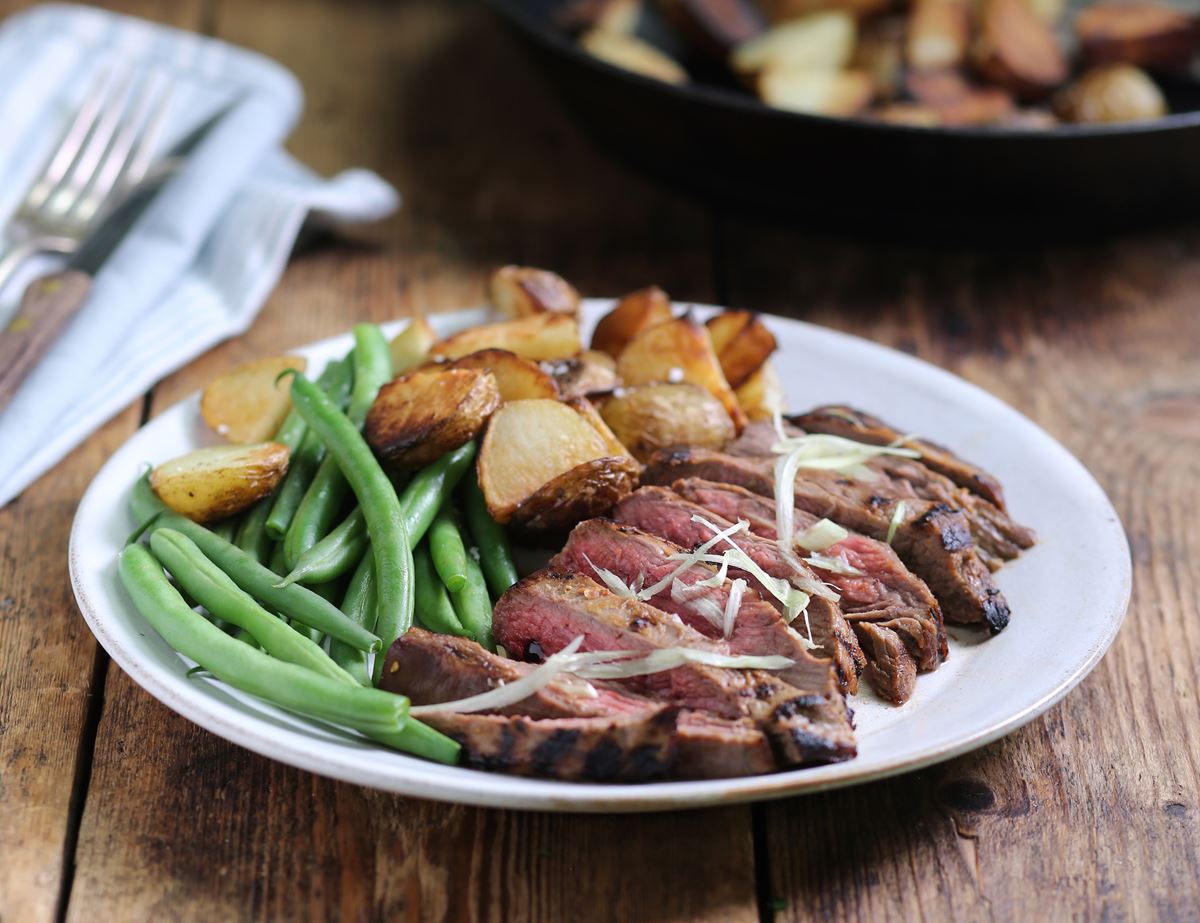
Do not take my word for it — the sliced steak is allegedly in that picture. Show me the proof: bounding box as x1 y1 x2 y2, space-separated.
642 446 1011 631
552 518 842 696
669 478 946 669
791 405 1008 510
613 486 866 693
421 710 676 781
493 571 857 766
675 711 775 779
854 622 917 706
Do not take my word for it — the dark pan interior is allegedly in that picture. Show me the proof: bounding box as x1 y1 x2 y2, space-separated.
484 0 1200 231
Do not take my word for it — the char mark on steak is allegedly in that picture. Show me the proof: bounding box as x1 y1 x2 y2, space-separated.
642 445 1012 632
612 486 866 693
493 571 857 766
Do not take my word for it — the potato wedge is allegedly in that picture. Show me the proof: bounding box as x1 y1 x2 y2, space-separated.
871 102 943 126
390 317 437 375
579 28 689 84
557 0 641 33
906 0 971 71
705 311 777 389
432 313 582 362
447 349 561 402
617 314 747 430
600 383 736 462
366 367 501 470
567 397 639 465
853 15 906 100
971 0 1066 99
730 11 856 77
478 399 612 523
757 67 874 117
1076 2 1200 70
904 70 1016 125
659 0 765 60
200 355 307 444
488 266 581 319
734 360 786 421
591 286 674 358
511 456 641 534
544 349 621 400
151 442 289 523
757 0 891 22
1053 64 1166 124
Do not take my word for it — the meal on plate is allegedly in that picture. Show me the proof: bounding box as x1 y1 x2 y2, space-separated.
562 0 1200 126
118 265 1034 782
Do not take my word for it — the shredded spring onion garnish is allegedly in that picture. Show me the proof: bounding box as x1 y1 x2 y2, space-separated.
582 554 641 599
824 407 864 426
670 579 726 631
805 553 864 576
636 518 750 601
886 501 906 545
723 578 746 639
794 518 849 552
410 636 795 715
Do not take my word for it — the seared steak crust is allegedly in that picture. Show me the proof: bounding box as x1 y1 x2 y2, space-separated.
854 622 917 705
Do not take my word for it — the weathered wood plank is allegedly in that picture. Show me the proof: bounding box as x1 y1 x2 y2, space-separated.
716 222 1200 922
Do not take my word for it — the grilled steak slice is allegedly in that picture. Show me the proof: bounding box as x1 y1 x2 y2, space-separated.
854 622 917 705
642 446 1011 631
552 519 843 695
791 405 1008 510
493 571 857 766
384 628 772 778
670 478 946 669
421 710 676 781
613 487 866 693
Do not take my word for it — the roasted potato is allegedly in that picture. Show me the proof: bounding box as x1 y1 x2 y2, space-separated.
1053 64 1166 123
871 102 943 126
591 286 674 358
757 0 891 23
567 396 640 465
853 15 906 100
616 314 747 430
390 317 437 375
658 0 765 60
488 266 581 319
600 383 736 462
734 360 786 421
478 399 615 523
544 349 621 400
757 67 874 117
151 442 289 523
1076 2 1200 70
432 313 582 362
730 11 856 77
1022 0 1064 24
705 311 777 389
447 349 561 402
366 367 501 470
904 70 1016 125
971 0 1066 99
510 456 641 533
200 355 307 444
557 0 642 33
579 28 689 84
906 0 970 71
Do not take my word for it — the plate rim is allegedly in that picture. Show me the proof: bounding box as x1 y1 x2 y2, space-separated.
68 302 1132 812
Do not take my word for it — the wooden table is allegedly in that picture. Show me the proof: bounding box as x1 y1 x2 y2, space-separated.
2 1 1197 920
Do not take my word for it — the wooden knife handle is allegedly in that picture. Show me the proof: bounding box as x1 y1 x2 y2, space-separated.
0 270 93 415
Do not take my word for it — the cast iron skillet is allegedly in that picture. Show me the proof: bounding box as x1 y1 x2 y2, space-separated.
484 0 1200 231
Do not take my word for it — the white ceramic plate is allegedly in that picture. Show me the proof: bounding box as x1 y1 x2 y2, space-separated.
69 302 1131 812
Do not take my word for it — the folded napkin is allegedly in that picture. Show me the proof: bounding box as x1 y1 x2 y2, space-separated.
0 4 399 507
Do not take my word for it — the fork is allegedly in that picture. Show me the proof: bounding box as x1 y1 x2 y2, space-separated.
0 67 172 295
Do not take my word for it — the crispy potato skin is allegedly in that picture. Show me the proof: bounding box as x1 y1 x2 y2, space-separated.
447 349 561 402
151 442 289 523
488 266 581 318
600 383 736 462
510 456 641 534
1054 64 1166 123
544 350 621 400
1077 2 1200 70
591 286 674 358
390 318 437 375
617 315 748 431
734 360 786 421
705 311 777 388
366 367 500 470
432 314 582 362
200 355 307 444
972 0 1066 99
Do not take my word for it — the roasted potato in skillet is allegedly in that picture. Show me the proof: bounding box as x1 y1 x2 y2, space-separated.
1076 2 1200 70
734 360 786 421
200 355 307 444
1054 64 1166 123
971 0 1067 99
366 367 501 470
730 12 856 77
447 349 561 402
545 349 621 400
705 311 777 389
579 28 690 84
151 443 289 523
390 317 437 375
590 286 674 358
600 382 736 462
432 313 582 362
510 456 641 533
488 265 581 319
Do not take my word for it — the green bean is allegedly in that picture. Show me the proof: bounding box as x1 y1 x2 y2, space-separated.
275 506 369 588
330 552 376 686
283 326 391 568
449 552 494 651
428 506 469 593
118 543 407 737
413 541 469 637
211 517 238 542
131 474 380 652
284 371 413 685
398 441 478 543
266 356 354 540
267 541 288 576
462 472 519 599
374 718 460 765
150 529 354 685
234 498 274 564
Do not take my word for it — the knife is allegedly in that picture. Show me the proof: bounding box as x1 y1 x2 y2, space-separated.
0 104 235 414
